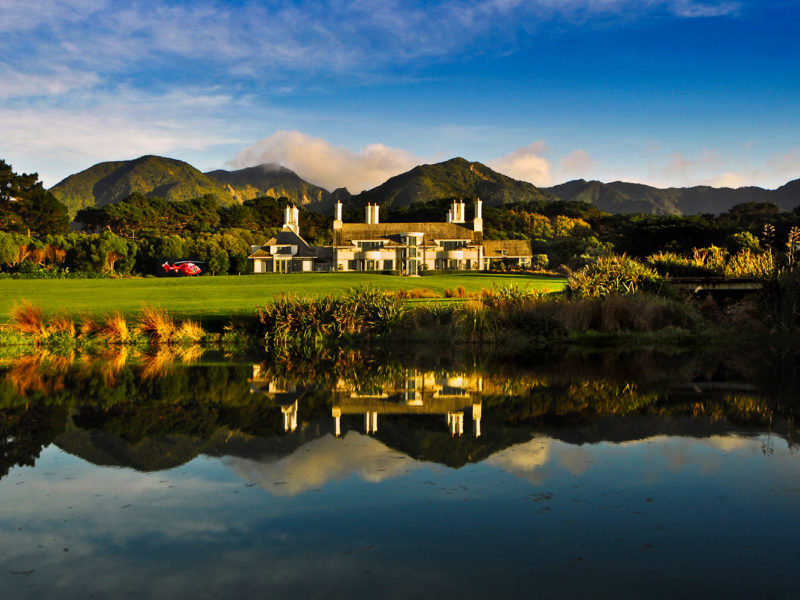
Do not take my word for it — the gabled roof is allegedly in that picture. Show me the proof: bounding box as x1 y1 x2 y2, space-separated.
250 227 318 258
483 239 533 258
248 248 271 258
335 222 480 246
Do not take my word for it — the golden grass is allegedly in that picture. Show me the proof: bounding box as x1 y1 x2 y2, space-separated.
10 302 47 337
177 319 204 343
100 311 130 344
395 288 439 299
137 306 176 344
48 313 76 337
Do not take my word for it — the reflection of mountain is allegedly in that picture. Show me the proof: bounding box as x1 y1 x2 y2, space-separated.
2 349 799 481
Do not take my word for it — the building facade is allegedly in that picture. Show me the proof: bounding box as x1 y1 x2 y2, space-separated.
248 198 532 275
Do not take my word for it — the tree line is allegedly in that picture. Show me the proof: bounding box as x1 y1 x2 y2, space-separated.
1 158 799 277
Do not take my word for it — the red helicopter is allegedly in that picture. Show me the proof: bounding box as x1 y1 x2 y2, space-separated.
162 260 204 276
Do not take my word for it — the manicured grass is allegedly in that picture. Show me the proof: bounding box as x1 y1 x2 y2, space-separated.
0 273 566 323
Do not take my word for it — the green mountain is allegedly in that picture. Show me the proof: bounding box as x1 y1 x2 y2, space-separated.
205 163 333 211
349 157 554 211
543 179 800 215
50 155 236 215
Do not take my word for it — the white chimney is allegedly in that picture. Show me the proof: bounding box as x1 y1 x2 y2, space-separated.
365 203 372 224
284 205 299 234
473 197 483 233
372 204 380 224
334 200 343 230
450 200 465 224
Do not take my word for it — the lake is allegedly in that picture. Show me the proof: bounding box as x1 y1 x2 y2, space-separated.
0 347 798 598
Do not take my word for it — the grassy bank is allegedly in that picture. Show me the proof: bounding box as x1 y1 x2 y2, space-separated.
0 272 565 324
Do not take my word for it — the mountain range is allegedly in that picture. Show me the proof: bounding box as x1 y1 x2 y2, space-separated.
49 154 800 217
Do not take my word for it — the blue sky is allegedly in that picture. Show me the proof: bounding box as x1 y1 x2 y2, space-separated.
1 0 798 193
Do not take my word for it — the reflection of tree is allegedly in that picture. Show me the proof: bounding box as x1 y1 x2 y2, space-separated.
0 402 68 480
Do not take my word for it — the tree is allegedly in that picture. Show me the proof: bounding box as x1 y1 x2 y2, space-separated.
0 159 69 236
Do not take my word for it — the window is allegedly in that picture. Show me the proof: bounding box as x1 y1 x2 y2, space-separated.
358 241 384 251
383 260 393 270
442 240 467 251
348 260 358 270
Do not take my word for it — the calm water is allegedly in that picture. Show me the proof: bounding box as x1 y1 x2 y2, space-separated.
1 349 798 599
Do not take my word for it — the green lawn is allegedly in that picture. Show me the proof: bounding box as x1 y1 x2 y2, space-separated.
0 273 566 323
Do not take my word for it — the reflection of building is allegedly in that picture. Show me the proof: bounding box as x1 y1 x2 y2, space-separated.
331 370 484 438
248 366 485 438
250 364 302 432
248 199 532 275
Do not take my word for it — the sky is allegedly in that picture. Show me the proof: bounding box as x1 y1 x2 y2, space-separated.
1 0 799 193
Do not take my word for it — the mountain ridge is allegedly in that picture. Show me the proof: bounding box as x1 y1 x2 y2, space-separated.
49 154 800 217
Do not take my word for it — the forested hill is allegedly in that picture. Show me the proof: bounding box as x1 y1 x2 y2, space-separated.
49 156 334 216
49 153 800 218
543 178 800 215
205 164 333 211
347 157 555 211
50 155 237 215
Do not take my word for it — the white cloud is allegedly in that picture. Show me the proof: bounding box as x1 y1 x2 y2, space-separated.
705 171 751 188
0 89 250 186
558 149 595 180
487 141 554 186
226 431 421 497
228 130 425 193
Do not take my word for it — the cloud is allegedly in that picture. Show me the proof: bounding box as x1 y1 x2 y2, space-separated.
226 431 421 497
0 88 250 186
558 149 595 180
228 130 425 193
487 141 554 186
706 171 751 188
668 0 740 18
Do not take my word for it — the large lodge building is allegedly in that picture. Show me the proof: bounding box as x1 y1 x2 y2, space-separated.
248 198 532 275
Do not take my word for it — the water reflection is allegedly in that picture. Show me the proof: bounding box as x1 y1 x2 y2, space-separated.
1 347 800 598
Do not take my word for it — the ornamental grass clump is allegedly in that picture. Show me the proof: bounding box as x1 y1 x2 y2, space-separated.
568 255 665 298
137 306 177 344
10 302 47 338
95 311 131 344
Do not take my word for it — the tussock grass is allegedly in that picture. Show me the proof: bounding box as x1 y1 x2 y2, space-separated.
178 319 204 343
137 306 177 344
98 311 130 344
48 313 76 337
10 302 47 337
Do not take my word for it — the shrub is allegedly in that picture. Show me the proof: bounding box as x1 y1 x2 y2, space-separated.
761 270 800 331
568 255 665 298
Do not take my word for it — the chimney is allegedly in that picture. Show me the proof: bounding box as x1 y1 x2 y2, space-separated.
450 200 465 224
473 198 483 233
334 200 343 230
284 204 299 234
366 203 380 225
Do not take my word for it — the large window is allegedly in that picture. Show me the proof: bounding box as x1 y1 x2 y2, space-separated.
358 241 384 251
442 240 467 251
